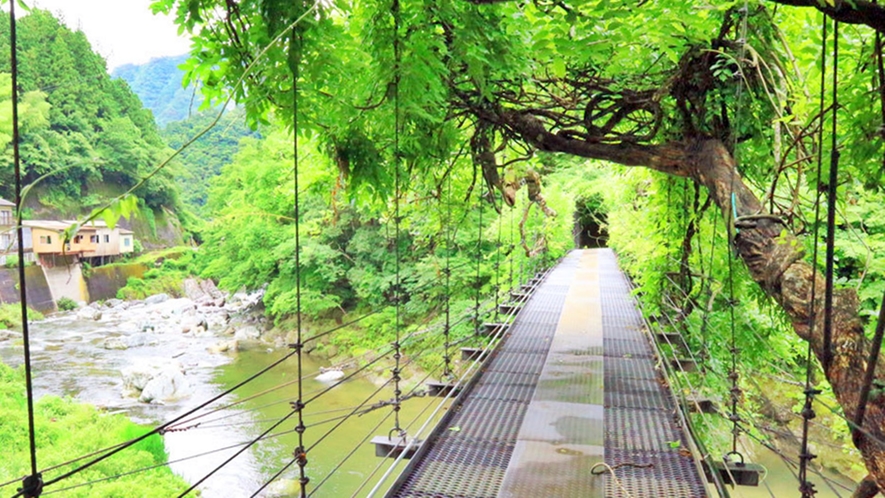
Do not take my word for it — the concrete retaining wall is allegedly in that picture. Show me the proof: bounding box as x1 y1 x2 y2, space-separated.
85 263 147 302
0 266 56 312
42 264 89 303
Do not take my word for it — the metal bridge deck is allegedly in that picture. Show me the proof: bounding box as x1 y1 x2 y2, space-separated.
387 249 707 497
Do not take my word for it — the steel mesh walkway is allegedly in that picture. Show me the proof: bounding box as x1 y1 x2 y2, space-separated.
598 249 707 497
385 249 708 497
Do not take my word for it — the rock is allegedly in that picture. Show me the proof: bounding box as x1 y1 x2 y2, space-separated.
77 306 102 321
104 299 124 308
315 368 345 382
125 334 159 348
200 279 224 300
122 360 188 402
139 368 190 403
207 339 238 354
102 337 129 350
145 293 170 306
183 279 207 302
234 325 261 341
193 327 213 338
0 329 14 341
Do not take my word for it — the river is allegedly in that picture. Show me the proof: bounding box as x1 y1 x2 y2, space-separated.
0 293 442 497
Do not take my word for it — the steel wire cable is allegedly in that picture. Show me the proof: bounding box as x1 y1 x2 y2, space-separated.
660 275 885 454
39 423 310 496
651 279 867 491
8 2 40 496
177 411 299 497
800 15 831 498
249 377 396 498
738 422 853 495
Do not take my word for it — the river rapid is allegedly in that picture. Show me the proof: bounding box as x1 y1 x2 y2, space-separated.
0 287 436 497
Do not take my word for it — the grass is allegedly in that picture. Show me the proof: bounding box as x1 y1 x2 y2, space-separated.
0 304 45 330
0 362 188 496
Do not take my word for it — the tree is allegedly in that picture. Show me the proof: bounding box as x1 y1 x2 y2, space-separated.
154 0 885 492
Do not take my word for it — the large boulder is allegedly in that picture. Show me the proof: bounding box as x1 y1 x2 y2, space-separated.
199 279 224 300
183 278 207 302
77 306 102 321
122 359 189 404
265 479 297 498
145 293 170 306
139 368 190 403
234 325 261 341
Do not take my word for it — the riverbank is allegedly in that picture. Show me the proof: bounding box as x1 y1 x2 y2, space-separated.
0 361 188 496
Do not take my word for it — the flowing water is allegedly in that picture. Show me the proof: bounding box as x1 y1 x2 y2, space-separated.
0 296 441 497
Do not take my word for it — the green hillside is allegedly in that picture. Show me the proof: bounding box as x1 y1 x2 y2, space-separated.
0 9 182 230
113 54 199 127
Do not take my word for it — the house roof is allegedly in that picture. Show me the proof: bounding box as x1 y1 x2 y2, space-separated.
0 198 14 207
119 228 134 235
23 220 97 232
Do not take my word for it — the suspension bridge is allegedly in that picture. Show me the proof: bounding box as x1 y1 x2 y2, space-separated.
2 0 876 496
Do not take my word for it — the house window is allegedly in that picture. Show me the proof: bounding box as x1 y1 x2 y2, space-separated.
90 235 99 243
0 211 10 225
124 238 131 247
40 235 51 245
104 235 110 243
74 235 83 243
0 234 8 249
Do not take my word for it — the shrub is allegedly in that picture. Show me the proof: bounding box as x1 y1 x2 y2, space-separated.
0 362 187 495
56 297 78 311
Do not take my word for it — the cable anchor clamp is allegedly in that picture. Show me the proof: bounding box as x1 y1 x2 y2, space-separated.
18 473 43 498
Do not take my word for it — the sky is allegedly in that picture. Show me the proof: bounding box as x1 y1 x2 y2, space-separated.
27 0 191 70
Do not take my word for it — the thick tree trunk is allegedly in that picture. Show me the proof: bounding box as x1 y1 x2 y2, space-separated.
688 139 885 492
498 111 885 491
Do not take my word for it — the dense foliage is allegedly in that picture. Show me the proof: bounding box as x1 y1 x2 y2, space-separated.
0 10 181 216
152 0 885 488
196 124 575 355
161 108 256 215
0 362 187 496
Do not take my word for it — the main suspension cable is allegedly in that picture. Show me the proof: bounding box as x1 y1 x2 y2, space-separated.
10 1 41 495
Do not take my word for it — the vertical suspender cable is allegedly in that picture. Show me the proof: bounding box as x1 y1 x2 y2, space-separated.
853 14 885 443
494 190 502 320
474 164 482 336
799 15 829 498
11 1 42 495
291 50 309 498
390 0 404 437
443 171 453 378
724 0 750 463
822 20 840 374
509 201 514 292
